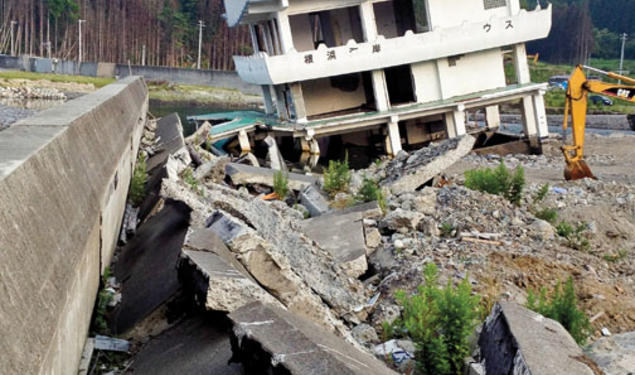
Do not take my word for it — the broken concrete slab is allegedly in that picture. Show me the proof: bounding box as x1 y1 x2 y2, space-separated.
301 210 368 278
110 200 191 334
585 331 635 375
165 147 192 181
126 312 242 375
479 302 595 375
381 135 475 195
229 302 398 375
299 184 330 217
193 156 229 182
264 135 287 172
380 208 424 232
225 162 317 191
160 179 368 324
146 113 185 172
364 227 382 253
335 201 384 219
180 227 284 312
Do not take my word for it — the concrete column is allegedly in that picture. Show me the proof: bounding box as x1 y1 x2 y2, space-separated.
238 130 251 154
532 92 549 138
386 119 402 156
520 95 538 137
261 85 275 114
445 107 467 138
513 44 531 84
276 11 294 53
485 105 501 129
507 0 521 15
273 85 288 120
372 70 390 112
359 1 378 41
249 24 259 53
289 82 308 123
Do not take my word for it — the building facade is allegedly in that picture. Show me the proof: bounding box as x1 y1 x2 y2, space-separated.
223 0 552 158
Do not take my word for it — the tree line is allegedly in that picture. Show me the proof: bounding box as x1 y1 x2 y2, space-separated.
525 0 634 64
0 0 251 70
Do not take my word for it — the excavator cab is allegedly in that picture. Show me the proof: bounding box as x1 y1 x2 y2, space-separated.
562 65 635 180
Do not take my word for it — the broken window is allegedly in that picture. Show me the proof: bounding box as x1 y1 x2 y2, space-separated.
374 0 429 38
290 7 363 52
385 65 416 105
484 0 507 10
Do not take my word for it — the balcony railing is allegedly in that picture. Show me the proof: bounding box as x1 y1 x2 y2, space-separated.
234 5 551 85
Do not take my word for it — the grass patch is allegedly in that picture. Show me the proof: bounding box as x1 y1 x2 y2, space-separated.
533 183 550 203
603 249 627 263
91 268 113 335
355 177 386 212
534 207 558 224
556 221 591 252
439 222 455 238
391 263 481 375
182 167 203 196
526 277 590 345
273 170 289 200
464 161 525 205
0 70 114 87
129 154 148 206
323 156 351 197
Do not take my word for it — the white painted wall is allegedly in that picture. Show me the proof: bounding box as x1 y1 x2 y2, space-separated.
411 60 442 103
436 48 506 99
301 76 367 116
427 0 508 29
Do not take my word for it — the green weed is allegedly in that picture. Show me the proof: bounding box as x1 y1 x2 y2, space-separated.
464 162 525 205
603 249 627 263
535 207 558 224
356 177 386 212
556 221 590 252
129 154 148 206
323 156 351 197
273 170 289 200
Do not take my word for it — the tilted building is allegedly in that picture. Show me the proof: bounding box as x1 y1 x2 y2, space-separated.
220 0 552 159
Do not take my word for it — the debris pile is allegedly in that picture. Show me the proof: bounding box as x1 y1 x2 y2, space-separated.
0 85 66 100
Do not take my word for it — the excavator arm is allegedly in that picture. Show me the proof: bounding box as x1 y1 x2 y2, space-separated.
562 65 635 180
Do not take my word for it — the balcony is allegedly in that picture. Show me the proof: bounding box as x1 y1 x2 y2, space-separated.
234 5 551 86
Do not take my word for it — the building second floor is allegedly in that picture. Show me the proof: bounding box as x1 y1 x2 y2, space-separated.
224 0 552 85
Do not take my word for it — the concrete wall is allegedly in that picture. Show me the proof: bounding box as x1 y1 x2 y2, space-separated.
301 74 366 116
0 77 148 375
0 54 259 95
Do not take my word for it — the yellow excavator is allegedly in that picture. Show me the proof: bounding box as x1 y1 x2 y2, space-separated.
562 65 635 180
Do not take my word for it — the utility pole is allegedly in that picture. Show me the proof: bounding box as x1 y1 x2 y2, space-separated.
10 20 17 56
78 19 86 63
142 44 146 66
618 33 627 84
197 20 205 70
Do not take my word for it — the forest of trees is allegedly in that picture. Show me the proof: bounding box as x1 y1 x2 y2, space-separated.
0 0 251 70
526 0 634 63
0 0 632 70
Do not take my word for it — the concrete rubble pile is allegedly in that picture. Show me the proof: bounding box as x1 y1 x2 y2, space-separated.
0 85 66 100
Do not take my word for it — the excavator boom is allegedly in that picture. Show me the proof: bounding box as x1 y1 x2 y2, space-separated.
562 65 635 180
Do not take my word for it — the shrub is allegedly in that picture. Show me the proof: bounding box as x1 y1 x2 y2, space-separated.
526 277 590 345
273 170 289 200
92 267 113 335
533 183 550 203
356 177 386 212
556 221 590 251
323 156 351 197
129 154 148 206
535 207 558 224
440 222 455 238
394 263 481 375
464 161 525 205
603 249 627 263
182 167 203 196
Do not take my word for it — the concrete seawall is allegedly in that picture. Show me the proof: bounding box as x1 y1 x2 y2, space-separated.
0 77 148 374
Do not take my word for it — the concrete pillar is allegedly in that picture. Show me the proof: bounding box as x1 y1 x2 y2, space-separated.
445 107 467 138
372 70 390 112
520 95 538 138
276 11 294 53
273 85 288 120
238 130 251 154
359 1 378 41
386 119 402 156
485 105 501 129
289 82 308 123
513 44 531 84
507 0 521 15
249 25 259 53
532 92 549 138
261 85 275 114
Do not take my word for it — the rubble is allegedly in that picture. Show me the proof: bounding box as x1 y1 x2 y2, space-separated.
228 302 398 375
585 331 635 375
225 162 318 191
379 135 475 194
299 184 331 217
264 135 287 171
479 302 595 375
0 85 66 100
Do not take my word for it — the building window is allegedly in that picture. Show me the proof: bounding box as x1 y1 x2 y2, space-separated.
484 0 507 9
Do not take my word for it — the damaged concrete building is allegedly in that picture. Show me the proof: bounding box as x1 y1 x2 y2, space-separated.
219 0 552 160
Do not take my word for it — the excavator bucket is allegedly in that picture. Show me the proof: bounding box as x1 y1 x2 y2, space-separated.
564 160 596 181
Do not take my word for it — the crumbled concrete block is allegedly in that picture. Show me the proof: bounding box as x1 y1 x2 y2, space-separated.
380 208 424 231
229 302 398 375
585 331 635 375
364 227 382 253
225 163 317 191
479 302 595 375
301 210 368 278
299 184 330 217
382 135 475 194
264 135 287 172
